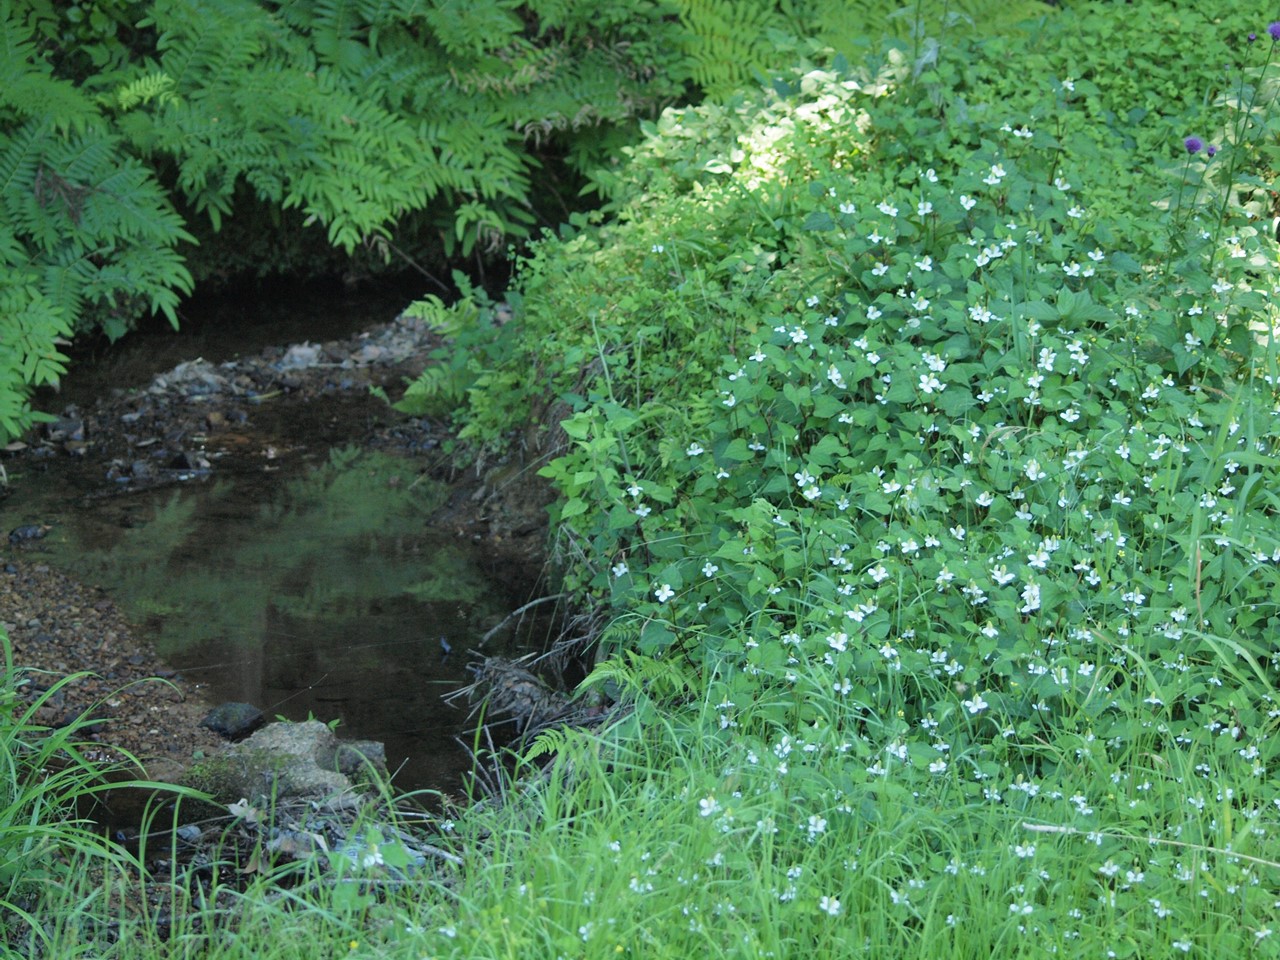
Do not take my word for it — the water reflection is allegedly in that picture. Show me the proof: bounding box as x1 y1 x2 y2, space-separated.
44 446 537 794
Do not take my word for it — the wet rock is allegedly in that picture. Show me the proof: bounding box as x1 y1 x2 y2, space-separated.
168 450 210 472
9 524 51 545
277 343 322 370
186 721 387 805
334 739 386 776
200 701 264 740
45 415 85 442
150 359 233 398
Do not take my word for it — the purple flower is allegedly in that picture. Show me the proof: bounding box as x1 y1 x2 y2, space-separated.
1270 21 1280 41
1206 144 1217 158
1184 136 1204 155
1249 32 1258 42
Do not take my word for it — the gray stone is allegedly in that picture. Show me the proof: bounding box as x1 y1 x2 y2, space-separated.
200 701 264 740
187 721 387 806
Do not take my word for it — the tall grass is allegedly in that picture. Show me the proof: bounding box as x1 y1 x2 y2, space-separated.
0 628 201 955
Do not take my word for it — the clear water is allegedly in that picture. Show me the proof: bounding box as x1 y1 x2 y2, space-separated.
9 281 551 797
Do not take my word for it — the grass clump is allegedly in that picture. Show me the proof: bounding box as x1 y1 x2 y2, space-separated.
0 628 194 955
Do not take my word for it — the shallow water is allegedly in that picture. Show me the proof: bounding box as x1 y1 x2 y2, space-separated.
9 281 550 796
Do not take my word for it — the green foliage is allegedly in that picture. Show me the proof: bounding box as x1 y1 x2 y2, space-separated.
17 4 1280 957
0 3 195 438
0 0 696 445
0 627 201 953
425 5 1280 951
390 275 523 417
672 0 1052 100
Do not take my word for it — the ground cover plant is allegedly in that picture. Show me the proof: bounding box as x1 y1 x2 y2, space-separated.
388 3 1280 957
21 2 1280 957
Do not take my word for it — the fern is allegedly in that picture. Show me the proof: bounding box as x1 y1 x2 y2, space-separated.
676 0 781 99
0 101 194 438
523 725 571 761
0 8 99 132
675 0 1054 101
112 72 179 111
580 649 699 703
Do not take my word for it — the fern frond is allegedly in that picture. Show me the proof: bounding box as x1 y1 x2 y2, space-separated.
113 72 179 111
676 0 783 99
524 725 571 761
580 648 697 702
0 8 100 131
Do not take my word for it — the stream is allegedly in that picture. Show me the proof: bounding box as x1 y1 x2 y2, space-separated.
3 278 555 797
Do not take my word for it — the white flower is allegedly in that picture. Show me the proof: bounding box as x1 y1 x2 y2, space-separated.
634 504 651 518
818 895 841 916
917 201 934 216
698 796 719 816
963 694 989 714
983 163 1006 185
702 561 718 577
959 194 977 211
877 200 899 217
654 583 675 603
1020 582 1041 613
611 561 629 577
686 441 705 456
919 373 944 394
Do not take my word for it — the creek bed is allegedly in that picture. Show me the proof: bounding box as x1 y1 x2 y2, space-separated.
2 280 555 797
